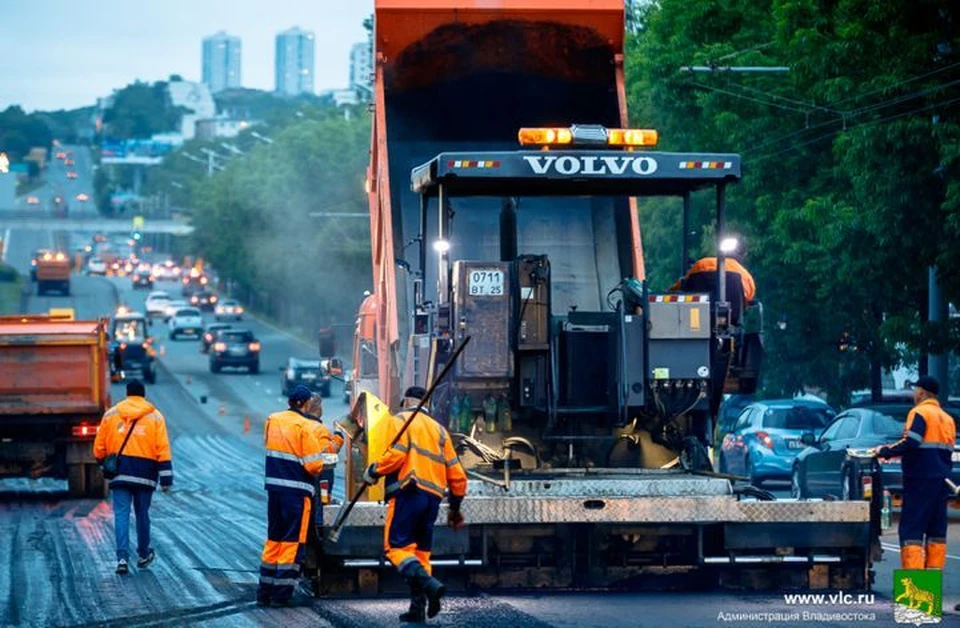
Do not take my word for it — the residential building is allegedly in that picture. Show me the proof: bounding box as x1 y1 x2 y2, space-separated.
202 31 242 93
275 27 315 96
167 80 216 140
349 41 373 100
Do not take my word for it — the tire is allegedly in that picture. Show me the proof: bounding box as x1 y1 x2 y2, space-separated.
791 465 807 499
67 463 108 499
210 362 221 373
144 364 156 384
168 331 176 340
249 361 260 375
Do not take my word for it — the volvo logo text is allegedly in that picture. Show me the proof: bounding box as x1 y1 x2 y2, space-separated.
522 155 659 176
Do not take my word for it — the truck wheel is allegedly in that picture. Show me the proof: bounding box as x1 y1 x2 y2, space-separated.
68 463 108 499
249 361 260 375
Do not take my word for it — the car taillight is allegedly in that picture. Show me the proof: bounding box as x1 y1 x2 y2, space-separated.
249 342 261 352
204 333 212 341
237 307 244 313
72 424 99 437
191 296 198 303
213 342 226 352
119 342 127 350
756 431 774 449
211 296 218 302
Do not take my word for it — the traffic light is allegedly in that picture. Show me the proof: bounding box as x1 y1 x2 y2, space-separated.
132 232 142 241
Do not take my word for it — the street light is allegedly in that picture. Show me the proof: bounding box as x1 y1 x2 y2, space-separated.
719 236 740 255
220 142 244 156
433 239 450 253
250 131 274 145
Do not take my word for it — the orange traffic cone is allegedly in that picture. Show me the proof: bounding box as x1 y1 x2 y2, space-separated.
243 416 251 433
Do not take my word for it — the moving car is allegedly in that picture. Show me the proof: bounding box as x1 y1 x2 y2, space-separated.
86 257 107 276
201 322 232 354
163 299 188 322
280 357 332 397
64 158 75 166
29 249 51 282
151 260 181 281
189 288 218 311
209 329 260 373
792 402 960 500
75 193 89 202
131 268 153 290
66 171 78 180
168 307 203 340
108 311 157 384
719 399 836 486
145 291 172 318
214 298 244 321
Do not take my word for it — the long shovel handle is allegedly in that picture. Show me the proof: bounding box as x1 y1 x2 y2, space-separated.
328 336 471 542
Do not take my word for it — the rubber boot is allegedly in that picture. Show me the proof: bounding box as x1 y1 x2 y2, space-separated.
924 542 946 569
900 544 925 570
399 578 427 624
409 563 445 619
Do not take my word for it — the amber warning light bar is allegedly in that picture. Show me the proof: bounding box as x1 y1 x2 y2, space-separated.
518 124 658 149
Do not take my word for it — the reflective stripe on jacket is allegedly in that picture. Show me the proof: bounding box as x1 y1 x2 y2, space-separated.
93 396 173 490
264 410 326 496
884 399 957 479
374 409 467 502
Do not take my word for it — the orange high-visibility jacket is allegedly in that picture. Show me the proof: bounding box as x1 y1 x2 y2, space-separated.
93 396 173 490
264 410 327 496
672 257 756 302
374 409 467 504
883 398 957 479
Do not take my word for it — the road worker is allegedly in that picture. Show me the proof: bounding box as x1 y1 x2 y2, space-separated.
257 385 328 606
876 376 956 570
362 386 467 623
671 236 756 304
93 379 173 575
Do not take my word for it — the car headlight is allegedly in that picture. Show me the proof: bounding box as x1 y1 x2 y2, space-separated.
287 368 296 380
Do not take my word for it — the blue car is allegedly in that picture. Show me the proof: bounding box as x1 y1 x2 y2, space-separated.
719 399 836 486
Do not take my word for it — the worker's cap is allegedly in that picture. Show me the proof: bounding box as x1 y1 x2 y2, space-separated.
288 384 313 405
906 375 939 396
126 379 145 397
403 386 427 401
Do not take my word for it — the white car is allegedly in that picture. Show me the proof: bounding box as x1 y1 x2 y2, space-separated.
145 291 172 317
86 258 107 276
163 300 189 322
214 299 244 321
168 307 203 340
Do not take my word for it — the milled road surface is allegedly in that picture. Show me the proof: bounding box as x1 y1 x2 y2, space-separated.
1 213 958 625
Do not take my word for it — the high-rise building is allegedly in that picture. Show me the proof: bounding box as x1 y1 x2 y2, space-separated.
202 31 241 93
275 27 315 96
349 41 373 99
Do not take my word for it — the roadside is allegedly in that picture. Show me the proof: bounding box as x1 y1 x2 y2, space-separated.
0 263 22 315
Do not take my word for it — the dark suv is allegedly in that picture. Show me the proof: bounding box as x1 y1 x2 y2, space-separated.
189 288 219 311
280 357 332 397
209 329 261 374
109 312 157 383
201 322 232 354
131 268 153 290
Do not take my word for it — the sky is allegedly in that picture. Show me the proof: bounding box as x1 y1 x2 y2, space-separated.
0 0 373 112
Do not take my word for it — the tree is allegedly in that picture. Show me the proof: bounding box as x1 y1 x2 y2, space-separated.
102 81 184 140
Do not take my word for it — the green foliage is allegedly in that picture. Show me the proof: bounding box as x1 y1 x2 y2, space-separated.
627 0 960 403
102 81 184 140
34 107 95 145
0 106 53 161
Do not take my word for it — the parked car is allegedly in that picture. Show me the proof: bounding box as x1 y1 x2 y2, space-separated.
280 357 331 397
168 307 203 340
201 322 232 354
214 299 244 321
189 288 219 311
792 402 960 500
86 257 107 276
209 329 261 373
719 399 836 486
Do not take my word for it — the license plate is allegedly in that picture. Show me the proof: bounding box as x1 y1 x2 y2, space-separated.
787 440 803 449
229 347 246 355
301 373 317 380
953 451 960 462
468 269 505 296
183 329 197 335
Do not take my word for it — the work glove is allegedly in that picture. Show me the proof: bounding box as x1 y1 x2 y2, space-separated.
876 446 892 460
362 463 379 486
335 415 362 441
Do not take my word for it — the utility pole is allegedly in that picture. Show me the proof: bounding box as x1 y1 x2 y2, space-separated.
928 267 948 394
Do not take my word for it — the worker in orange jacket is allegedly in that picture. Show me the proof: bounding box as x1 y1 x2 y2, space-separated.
363 386 468 622
93 379 173 575
877 376 956 570
258 385 328 606
671 237 756 303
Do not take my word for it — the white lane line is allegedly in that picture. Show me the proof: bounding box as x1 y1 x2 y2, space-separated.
1 228 9 263
882 542 960 561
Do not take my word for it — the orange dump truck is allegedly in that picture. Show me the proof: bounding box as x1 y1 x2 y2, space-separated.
0 316 110 497
36 250 72 296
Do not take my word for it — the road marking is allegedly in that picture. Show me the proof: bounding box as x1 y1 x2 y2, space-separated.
882 542 960 561
1 228 9 262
